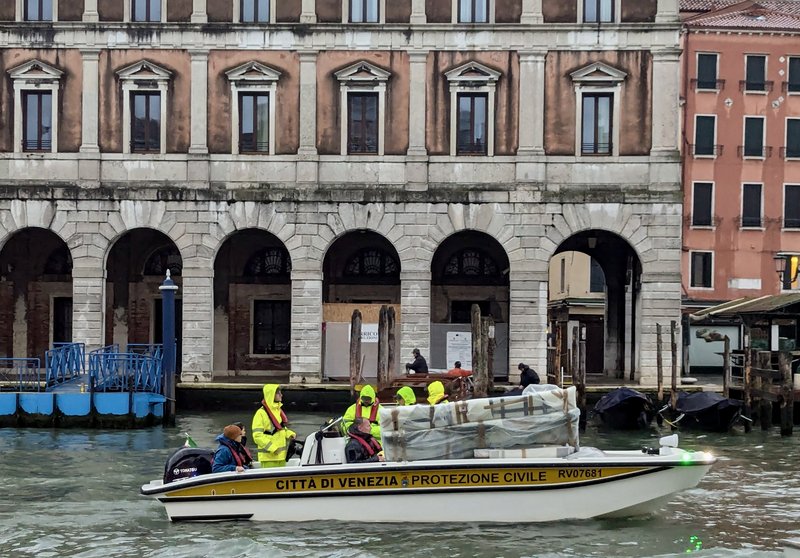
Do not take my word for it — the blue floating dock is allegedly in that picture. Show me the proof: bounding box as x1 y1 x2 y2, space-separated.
0 342 167 428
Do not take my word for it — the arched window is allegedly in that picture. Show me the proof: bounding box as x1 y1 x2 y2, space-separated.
143 246 182 276
344 249 399 278
444 249 499 278
244 247 291 277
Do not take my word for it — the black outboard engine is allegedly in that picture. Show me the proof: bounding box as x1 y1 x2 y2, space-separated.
163 447 214 483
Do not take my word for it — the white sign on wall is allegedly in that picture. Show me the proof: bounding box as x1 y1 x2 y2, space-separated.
348 323 379 343
446 332 472 370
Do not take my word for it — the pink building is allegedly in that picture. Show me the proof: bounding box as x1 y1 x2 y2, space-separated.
682 1 800 304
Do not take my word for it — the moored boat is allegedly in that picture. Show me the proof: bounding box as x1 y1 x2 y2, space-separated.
592 387 657 430
664 391 744 433
141 387 716 523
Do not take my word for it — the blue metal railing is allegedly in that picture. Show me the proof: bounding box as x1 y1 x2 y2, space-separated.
89 346 163 394
0 358 43 392
45 343 85 389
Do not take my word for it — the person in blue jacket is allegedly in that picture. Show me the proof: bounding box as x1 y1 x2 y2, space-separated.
212 424 251 473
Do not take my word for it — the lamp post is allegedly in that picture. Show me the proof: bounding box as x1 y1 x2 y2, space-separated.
774 254 799 290
160 269 179 426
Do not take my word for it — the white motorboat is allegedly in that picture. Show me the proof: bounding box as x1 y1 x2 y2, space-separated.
141 387 715 522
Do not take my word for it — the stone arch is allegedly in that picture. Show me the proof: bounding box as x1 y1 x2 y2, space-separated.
0 226 74 360
0 201 72 254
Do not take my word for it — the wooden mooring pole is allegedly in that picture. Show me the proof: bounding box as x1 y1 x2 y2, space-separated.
377 305 389 391
387 307 397 383
670 320 678 411
722 336 731 399
779 351 794 437
471 304 487 398
576 326 587 432
757 351 772 431
656 323 663 404
349 309 362 397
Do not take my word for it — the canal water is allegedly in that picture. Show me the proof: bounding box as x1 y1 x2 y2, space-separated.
1 410 797 558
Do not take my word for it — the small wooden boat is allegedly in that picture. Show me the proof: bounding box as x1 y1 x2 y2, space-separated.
142 388 715 523
663 392 743 433
592 387 657 430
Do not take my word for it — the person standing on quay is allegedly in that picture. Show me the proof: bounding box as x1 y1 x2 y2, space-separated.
252 384 296 468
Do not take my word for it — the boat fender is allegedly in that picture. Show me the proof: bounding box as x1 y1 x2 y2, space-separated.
641 446 659 455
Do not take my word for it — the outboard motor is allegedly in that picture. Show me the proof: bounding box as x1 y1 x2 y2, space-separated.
163 447 214 483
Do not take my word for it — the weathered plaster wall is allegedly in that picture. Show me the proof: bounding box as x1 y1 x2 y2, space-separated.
386 0 412 23
277 0 302 22
621 0 657 22
316 0 341 22
496 0 522 23
167 0 193 22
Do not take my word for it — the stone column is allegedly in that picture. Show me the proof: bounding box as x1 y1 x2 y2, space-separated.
410 0 426 24
656 0 679 22
71 261 107 355
180 266 214 382
189 50 209 155
191 0 207 22
650 49 681 156
520 0 543 24
83 0 99 21
298 51 319 184
290 270 323 383
407 51 428 190
80 49 100 153
301 0 317 23
508 271 548 383
400 271 431 369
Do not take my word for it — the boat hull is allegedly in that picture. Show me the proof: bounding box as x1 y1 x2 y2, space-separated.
143 453 714 523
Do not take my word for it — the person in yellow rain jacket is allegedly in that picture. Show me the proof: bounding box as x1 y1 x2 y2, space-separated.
343 385 382 442
393 386 416 406
426 381 449 405
252 384 296 468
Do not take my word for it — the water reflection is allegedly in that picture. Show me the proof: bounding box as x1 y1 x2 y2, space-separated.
0 412 795 557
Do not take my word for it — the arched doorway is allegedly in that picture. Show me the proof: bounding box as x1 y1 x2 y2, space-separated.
548 230 641 379
0 228 72 360
322 230 401 380
213 229 291 377
106 229 183 368
431 231 510 378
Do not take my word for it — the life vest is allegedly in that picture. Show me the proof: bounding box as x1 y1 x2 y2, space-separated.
219 438 245 468
355 399 380 423
349 431 382 457
262 399 288 432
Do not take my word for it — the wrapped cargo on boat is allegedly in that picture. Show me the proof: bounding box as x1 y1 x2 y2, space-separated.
379 385 580 462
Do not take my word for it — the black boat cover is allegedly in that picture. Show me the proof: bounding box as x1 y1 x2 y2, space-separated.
675 391 742 414
593 387 649 414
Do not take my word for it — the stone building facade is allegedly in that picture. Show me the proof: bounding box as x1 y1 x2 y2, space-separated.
0 0 683 384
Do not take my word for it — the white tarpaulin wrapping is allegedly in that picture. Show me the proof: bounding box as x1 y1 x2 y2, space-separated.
379 386 580 462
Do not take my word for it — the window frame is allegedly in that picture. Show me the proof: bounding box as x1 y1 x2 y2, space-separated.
335 61 390 157
249 299 291 356
21 91 54 153
225 61 281 156
689 250 714 290
8 59 62 154
455 92 489 156
786 117 800 160
235 0 276 23
695 52 720 91
788 56 800 94
124 0 166 22
570 62 626 158
18 0 56 21
346 92 380 155
578 0 620 23
784 184 800 230
743 54 768 93
344 0 386 23
693 114 717 158
453 0 494 24
742 115 766 159
580 92 614 156
741 182 763 229
445 61 501 157
691 181 714 229
117 60 172 155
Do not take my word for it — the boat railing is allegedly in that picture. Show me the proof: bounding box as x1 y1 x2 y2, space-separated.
0 358 43 392
45 343 86 389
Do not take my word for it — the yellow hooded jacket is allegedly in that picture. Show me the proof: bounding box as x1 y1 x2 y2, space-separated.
427 381 449 405
395 386 416 406
252 384 296 467
343 385 383 441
